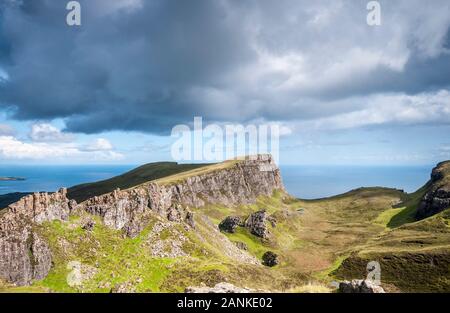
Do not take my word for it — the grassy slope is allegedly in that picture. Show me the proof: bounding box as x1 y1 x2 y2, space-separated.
4 183 446 293
2 160 449 293
333 209 450 292
67 162 210 202
153 159 241 185
1 191 309 293
332 184 450 292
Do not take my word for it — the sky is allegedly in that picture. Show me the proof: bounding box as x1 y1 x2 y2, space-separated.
0 0 450 166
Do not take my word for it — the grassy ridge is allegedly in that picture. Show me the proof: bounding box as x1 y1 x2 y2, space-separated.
67 162 210 203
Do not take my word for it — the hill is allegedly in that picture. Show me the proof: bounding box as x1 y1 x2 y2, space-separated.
0 156 449 293
67 162 210 203
0 192 31 210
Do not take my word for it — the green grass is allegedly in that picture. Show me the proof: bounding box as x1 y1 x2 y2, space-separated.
334 208 450 292
374 207 406 228
3 159 450 293
154 160 241 185
225 228 269 259
314 254 348 281
387 183 430 228
32 215 177 292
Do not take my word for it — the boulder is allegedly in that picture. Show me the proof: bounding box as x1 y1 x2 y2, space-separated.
218 216 243 233
339 279 385 293
262 251 279 267
245 210 269 238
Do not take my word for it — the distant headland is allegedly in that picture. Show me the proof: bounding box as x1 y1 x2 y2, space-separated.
0 177 26 181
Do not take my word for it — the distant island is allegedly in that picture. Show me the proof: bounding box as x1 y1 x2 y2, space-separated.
0 177 26 181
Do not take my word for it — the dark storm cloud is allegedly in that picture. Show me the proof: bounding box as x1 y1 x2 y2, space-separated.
0 0 450 134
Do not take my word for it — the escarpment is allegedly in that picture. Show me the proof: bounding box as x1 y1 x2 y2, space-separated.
0 189 70 285
0 155 284 286
417 161 450 219
79 155 283 234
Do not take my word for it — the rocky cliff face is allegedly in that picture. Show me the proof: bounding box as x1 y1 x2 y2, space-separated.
417 161 450 219
0 155 284 286
78 155 284 236
0 189 70 285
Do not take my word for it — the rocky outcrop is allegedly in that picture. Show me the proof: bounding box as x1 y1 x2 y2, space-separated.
417 161 450 219
0 189 70 285
262 251 279 267
219 209 277 239
219 216 243 233
339 279 385 293
79 155 283 236
245 210 271 238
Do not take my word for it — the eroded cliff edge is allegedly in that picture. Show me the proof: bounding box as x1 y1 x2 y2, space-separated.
0 155 284 286
417 161 450 219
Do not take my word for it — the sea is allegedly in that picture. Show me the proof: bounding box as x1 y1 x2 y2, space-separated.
0 164 433 199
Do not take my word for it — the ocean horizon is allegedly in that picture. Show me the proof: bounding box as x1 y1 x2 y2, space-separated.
280 165 432 199
0 164 433 200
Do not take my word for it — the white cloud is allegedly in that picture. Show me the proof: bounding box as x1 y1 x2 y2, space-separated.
0 136 78 159
297 90 450 130
21 124 124 161
29 123 74 142
82 138 114 152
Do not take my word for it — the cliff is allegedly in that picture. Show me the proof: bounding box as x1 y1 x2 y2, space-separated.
79 155 283 236
0 155 284 286
416 161 450 219
0 189 71 285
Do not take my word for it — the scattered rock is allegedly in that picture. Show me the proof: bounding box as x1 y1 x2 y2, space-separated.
218 216 243 233
262 251 279 267
185 211 195 228
338 279 385 293
185 282 254 293
111 281 136 293
81 220 95 231
167 206 182 222
66 261 97 288
234 241 248 250
245 210 269 238
146 221 188 258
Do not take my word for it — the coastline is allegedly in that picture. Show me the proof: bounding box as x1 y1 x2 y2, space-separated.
0 177 26 181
